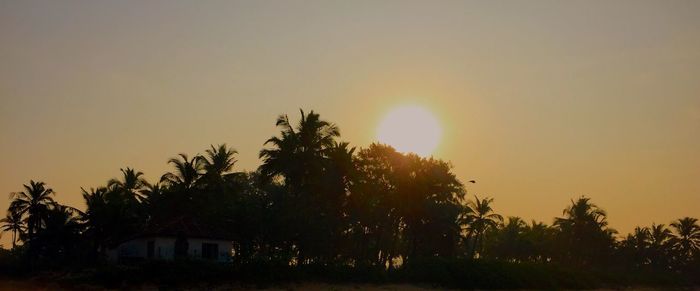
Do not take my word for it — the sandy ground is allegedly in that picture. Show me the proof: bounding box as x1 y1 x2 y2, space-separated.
1 279 697 291
0 279 450 291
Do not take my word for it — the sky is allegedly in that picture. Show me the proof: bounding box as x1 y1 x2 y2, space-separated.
1 0 699 247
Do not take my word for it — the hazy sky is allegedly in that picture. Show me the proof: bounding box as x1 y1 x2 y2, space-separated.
1 0 699 247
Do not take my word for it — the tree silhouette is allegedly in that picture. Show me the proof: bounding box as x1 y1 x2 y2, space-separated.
108 168 149 202
0 210 25 249
671 217 700 266
1 108 698 287
621 226 652 268
32 204 83 261
201 144 239 187
9 180 55 242
161 154 204 191
648 223 673 268
554 196 616 266
485 216 528 261
259 109 345 264
462 195 502 258
348 144 404 267
80 187 111 259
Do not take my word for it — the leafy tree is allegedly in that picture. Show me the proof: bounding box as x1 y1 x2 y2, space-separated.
347 144 403 267
348 144 465 266
2 109 699 287
397 154 465 261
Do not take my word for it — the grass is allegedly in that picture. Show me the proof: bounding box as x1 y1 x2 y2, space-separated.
0 253 696 289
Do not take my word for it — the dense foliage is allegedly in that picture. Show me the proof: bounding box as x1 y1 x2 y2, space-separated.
1 109 699 288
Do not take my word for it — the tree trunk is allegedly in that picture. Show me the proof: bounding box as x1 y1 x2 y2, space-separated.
465 230 475 258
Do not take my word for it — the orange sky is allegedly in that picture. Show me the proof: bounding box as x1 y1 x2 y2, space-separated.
1 1 699 247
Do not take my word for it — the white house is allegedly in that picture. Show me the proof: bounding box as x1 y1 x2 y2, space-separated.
108 216 233 263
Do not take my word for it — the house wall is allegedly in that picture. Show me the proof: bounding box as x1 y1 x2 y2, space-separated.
185 238 232 262
108 238 148 261
108 237 233 263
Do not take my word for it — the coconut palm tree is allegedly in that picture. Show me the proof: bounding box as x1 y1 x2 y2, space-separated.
648 223 673 268
139 182 164 211
9 180 55 241
201 144 240 189
259 109 340 187
522 220 554 262
630 226 652 250
555 197 609 229
161 153 204 190
258 109 342 264
487 216 527 261
462 195 503 258
553 197 616 266
80 187 109 256
670 217 700 260
33 203 83 259
108 168 149 202
620 226 652 268
0 210 25 249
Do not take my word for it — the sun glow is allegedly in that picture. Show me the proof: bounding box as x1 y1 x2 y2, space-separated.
376 105 442 156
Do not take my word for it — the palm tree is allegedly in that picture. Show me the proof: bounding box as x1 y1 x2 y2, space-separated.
108 168 149 202
34 203 83 259
9 180 55 240
462 195 503 258
161 153 204 190
259 109 340 186
630 226 651 250
80 187 109 256
139 182 164 211
258 109 342 264
648 223 673 268
523 220 554 262
487 216 527 261
670 217 700 260
555 197 609 229
201 144 240 189
553 197 616 266
621 226 652 267
0 210 25 249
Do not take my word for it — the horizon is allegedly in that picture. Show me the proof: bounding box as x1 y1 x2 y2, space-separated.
2 0 700 248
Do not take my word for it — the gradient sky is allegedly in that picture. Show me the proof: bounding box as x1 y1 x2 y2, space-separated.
1 0 699 247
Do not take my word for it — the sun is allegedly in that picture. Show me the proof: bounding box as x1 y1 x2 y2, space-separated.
376 105 442 156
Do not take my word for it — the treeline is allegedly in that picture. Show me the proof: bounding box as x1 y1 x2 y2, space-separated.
1 109 699 287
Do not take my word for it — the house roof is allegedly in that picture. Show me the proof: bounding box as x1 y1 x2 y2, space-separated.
141 215 232 240
113 216 233 246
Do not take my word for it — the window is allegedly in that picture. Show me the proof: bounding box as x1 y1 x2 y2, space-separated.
202 243 218 260
147 241 155 259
